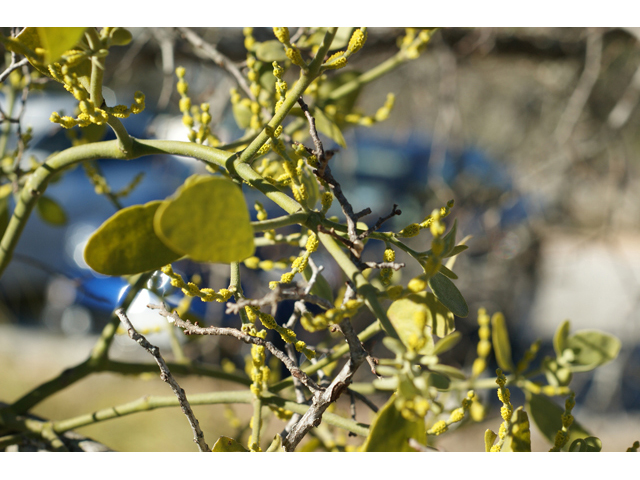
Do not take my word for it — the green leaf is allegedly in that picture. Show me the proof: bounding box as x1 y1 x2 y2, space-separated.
423 292 456 338
312 106 346 148
37 27 87 64
387 294 428 351
446 244 469 258
503 407 532 452
211 436 249 452
429 363 466 380
569 437 602 452
428 273 468 318
15 28 92 90
437 264 458 280
441 219 458 257
232 100 252 129
564 330 621 372
255 39 288 62
300 166 320 210
527 393 591 449
301 264 334 304
432 331 462 356
84 201 182 276
491 312 515 372
36 195 67 226
427 372 450 390
553 320 571 358
361 395 426 452
484 429 498 452
154 176 255 264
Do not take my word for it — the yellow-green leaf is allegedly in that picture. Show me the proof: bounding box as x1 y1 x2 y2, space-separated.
36 195 67 226
553 319 571 358
565 330 621 372
360 395 426 452
491 312 515 372
154 176 255 264
428 273 468 318
255 39 288 62
484 429 497 452
84 201 182 276
432 331 462 355
211 436 249 452
37 27 87 64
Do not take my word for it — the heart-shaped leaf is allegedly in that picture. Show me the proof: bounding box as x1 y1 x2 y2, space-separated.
154 176 255 264
84 201 182 276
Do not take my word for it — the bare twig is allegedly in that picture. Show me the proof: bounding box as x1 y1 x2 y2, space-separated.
225 281 334 313
555 29 604 144
607 60 640 130
357 204 402 240
115 308 209 452
179 27 255 102
147 303 324 393
298 97 365 256
359 261 405 271
0 58 29 85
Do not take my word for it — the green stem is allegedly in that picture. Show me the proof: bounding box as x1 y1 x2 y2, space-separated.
317 231 399 339
236 28 337 166
250 396 263 450
251 212 309 232
84 28 104 108
49 389 368 438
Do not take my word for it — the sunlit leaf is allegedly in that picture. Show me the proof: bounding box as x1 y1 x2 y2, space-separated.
361 395 426 452
432 331 462 356
36 195 67 226
211 436 248 452
37 27 87 64
84 201 182 276
154 176 255 264
484 429 497 452
428 273 468 318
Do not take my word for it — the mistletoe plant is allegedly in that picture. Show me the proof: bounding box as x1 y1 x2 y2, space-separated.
0 27 630 452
